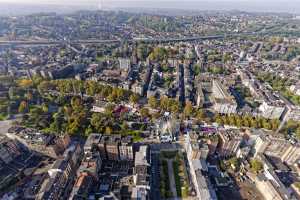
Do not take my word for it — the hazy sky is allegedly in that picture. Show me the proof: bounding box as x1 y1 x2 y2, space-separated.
1 0 300 14
0 0 298 4
0 0 97 5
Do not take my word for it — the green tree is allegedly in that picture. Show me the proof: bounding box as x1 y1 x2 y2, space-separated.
91 113 103 132
250 159 263 174
71 96 83 110
105 104 115 117
85 126 93 137
137 44 150 60
107 94 114 102
42 103 49 113
223 53 232 63
148 47 168 61
121 121 129 130
193 64 201 76
66 118 81 135
228 157 239 169
50 111 65 134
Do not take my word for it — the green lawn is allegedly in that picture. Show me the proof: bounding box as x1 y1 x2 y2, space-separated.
0 113 8 121
172 153 189 198
160 159 173 198
161 151 177 159
173 160 182 197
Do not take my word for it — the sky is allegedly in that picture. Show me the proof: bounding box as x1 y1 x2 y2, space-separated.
0 0 300 14
0 0 298 4
0 0 102 4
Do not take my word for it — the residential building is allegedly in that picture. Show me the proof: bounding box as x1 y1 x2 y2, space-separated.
119 58 131 71
287 106 300 121
264 137 300 165
289 84 300 96
132 145 150 200
106 135 121 161
259 101 286 119
119 136 134 161
217 130 242 158
280 145 300 165
36 142 83 200
255 174 286 200
185 133 209 160
0 137 21 164
190 166 217 200
252 134 269 158
84 133 102 154
212 80 237 114
98 135 107 160
252 154 297 200
196 84 205 107
68 173 94 200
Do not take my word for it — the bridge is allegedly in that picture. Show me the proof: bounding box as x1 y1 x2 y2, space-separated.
0 33 253 47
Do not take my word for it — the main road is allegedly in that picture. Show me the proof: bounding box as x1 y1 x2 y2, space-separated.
0 32 256 47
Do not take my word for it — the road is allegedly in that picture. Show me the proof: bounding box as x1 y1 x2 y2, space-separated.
0 120 14 134
0 32 257 47
0 39 120 46
150 152 161 200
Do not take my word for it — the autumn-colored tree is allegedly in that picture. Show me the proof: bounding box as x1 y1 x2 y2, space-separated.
184 101 193 118
160 96 170 110
130 94 139 105
148 95 158 109
140 107 150 118
18 79 33 88
18 101 27 113
105 126 113 134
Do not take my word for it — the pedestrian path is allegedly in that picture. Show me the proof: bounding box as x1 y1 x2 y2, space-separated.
167 159 178 198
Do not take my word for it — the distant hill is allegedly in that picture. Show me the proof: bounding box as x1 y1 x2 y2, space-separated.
0 3 97 16
0 1 299 16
